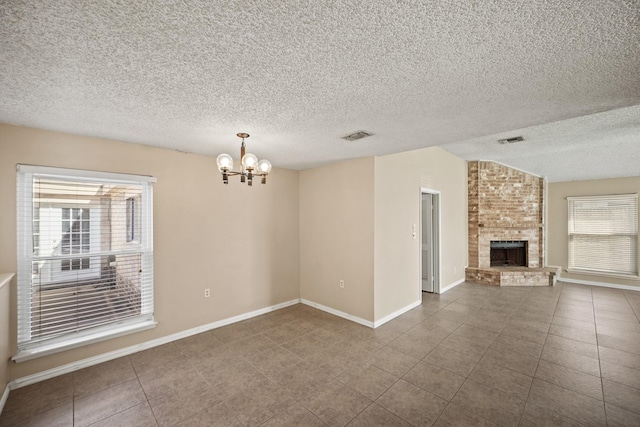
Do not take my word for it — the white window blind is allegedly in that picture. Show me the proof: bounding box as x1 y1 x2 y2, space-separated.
17 165 155 353
568 193 638 276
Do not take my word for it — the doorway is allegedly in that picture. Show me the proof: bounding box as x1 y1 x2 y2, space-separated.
421 191 440 293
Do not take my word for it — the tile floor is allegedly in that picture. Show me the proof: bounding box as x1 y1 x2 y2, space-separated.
2 281 640 426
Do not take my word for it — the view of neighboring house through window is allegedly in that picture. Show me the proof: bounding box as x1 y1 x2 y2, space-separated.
61 207 91 271
16 165 156 358
568 193 638 276
126 196 137 242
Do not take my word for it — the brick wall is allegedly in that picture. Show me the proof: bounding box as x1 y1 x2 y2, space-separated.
468 161 544 269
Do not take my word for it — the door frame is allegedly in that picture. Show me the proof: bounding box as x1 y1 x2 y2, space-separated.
420 188 441 294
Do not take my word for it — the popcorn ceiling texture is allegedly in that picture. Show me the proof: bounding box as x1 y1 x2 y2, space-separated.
442 104 640 182
0 1 638 180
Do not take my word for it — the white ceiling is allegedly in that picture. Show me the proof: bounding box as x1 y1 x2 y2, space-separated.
1 1 638 181
442 104 640 182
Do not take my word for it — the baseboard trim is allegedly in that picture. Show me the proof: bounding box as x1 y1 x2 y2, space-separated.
9 298 301 390
0 383 9 415
373 300 422 328
440 277 466 294
300 299 374 328
558 277 640 292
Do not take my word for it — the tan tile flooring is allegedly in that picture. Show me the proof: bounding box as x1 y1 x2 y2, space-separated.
2 281 640 426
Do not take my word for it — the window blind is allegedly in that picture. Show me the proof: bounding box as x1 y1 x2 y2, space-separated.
568 194 638 276
17 165 155 351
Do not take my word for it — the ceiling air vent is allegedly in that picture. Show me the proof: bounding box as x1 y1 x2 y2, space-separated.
497 136 524 145
341 130 373 141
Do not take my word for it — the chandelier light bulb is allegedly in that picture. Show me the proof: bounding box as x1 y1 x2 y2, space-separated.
216 133 271 185
242 153 258 169
216 153 233 171
257 159 272 174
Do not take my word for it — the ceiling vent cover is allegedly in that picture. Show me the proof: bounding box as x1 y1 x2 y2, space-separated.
497 136 524 145
341 130 373 141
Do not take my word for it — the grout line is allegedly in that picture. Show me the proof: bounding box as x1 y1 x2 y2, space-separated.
593 286 609 424
516 280 558 426
72 380 75 427
129 354 166 427
527 282 604 426
432 289 526 426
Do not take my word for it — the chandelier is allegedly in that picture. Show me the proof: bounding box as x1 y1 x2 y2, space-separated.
216 133 272 185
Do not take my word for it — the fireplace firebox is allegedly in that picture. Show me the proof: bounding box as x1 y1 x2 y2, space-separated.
490 240 527 267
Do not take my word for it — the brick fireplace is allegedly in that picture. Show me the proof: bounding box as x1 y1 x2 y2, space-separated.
465 161 558 286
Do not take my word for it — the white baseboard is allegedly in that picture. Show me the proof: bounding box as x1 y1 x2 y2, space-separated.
0 383 9 415
9 298 301 390
300 298 374 328
440 277 466 294
558 277 640 292
373 300 422 328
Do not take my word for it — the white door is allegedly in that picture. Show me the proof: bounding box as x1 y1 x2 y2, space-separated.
421 192 439 292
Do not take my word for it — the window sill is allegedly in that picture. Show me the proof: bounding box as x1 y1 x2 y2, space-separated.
566 268 640 280
12 320 157 363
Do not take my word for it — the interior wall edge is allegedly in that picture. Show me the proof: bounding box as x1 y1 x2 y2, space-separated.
300 298 374 328
557 277 640 292
372 299 421 329
439 276 466 294
0 382 8 416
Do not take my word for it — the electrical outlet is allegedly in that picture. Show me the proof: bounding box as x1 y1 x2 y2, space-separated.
204 288 210 298
339 280 344 288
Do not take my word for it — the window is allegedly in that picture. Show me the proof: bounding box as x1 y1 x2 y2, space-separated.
568 194 638 276
16 165 156 360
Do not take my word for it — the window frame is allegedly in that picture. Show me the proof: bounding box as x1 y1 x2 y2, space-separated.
567 193 639 278
15 165 157 362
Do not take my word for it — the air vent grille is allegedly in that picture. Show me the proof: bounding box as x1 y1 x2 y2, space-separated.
497 136 524 145
341 130 373 141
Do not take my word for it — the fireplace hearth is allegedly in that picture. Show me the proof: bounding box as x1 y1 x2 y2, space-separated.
490 240 527 267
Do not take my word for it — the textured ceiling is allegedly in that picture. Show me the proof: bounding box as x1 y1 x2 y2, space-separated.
0 1 639 181
441 104 640 182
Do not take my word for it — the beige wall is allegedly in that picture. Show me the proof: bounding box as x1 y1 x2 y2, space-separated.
298 148 468 324
374 147 468 320
0 123 300 380
299 158 375 321
548 176 640 289
1 123 471 382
